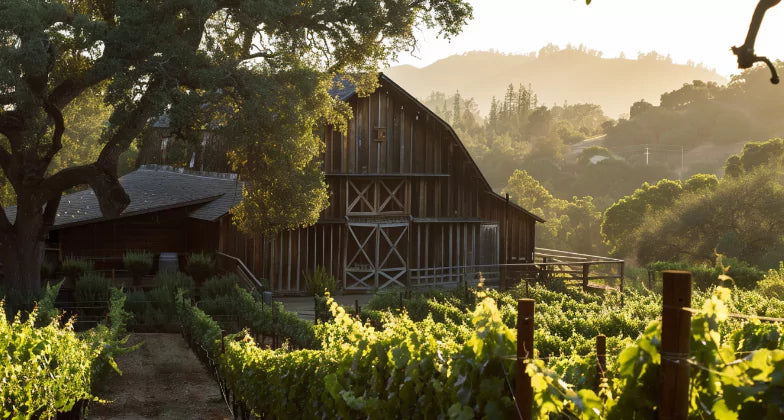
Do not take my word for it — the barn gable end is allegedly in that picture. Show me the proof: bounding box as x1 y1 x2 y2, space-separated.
220 73 543 294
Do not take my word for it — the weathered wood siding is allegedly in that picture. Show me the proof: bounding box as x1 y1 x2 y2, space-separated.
219 77 540 294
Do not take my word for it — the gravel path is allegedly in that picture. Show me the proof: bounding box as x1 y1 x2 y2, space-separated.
89 333 230 419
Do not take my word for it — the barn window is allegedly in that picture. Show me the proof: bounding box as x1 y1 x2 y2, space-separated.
374 127 386 142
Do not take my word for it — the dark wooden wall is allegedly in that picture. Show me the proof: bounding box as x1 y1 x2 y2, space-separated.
53 207 219 259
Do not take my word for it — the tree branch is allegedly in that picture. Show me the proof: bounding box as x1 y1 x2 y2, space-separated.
42 194 60 228
40 163 130 218
42 100 64 163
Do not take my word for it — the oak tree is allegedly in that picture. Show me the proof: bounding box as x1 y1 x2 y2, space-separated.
0 0 472 293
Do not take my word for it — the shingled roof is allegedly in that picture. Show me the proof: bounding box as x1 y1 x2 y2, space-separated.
4 165 242 229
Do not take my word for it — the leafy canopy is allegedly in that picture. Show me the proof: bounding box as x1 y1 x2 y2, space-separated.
0 0 472 236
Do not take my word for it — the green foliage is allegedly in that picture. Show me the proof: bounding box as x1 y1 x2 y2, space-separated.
646 258 762 290
176 271 784 418
505 169 605 255
724 137 784 178
198 281 316 349
216 296 518 418
154 271 195 297
636 170 784 268
0 307 97 418
759 263 784 299
0 288 131 418
144 271 195 327
601 178 687 256
185 252 216 283
177 291 223 356
61 257 94 280
37 281 63 326
304 266 338 296
0 0 473 295
526 287 784 419
74 271 111 304
200 274 240 301
123 250 153 282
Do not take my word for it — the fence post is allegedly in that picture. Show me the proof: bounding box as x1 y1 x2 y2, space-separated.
516 298 534 420
660 270 692 420
596 334 606 390
582 263 590 291
619 262 625 293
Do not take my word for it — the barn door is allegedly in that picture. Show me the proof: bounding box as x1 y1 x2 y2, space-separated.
377 223 408 289
345 222 408 291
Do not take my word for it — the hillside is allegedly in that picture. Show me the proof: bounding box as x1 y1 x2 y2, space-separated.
384 49 727 118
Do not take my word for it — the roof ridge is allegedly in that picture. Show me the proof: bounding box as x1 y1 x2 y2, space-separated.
137 164 238 180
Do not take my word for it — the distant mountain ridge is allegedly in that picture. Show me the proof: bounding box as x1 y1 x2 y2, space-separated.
384 49 727 118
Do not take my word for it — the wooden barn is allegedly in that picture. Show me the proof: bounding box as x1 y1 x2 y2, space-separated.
219 73 545 294
6 74 555 293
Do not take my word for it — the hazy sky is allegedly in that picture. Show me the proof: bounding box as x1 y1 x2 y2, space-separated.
392 0 784 78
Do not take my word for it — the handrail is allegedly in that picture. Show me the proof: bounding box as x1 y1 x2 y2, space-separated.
215 251 265 292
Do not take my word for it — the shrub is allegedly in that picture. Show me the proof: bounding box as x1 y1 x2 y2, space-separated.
75 272 111 304
758 262 784 299
646 257 763 290
201 274 239 300
61 257 93 280
154 271 195 301
186 252 216 283
304 266 337 296
123 250 153 283
124 290 151 325
137 271 195 329
718 256 764 289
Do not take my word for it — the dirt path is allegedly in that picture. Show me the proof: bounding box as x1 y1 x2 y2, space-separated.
90 333 230 419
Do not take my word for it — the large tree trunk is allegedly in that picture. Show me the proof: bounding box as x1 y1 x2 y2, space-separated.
0 199 46 296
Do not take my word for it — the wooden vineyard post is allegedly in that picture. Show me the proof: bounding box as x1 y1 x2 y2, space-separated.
582 263 590 291
516 298 534 420
596 334 606 390
660 271 692 420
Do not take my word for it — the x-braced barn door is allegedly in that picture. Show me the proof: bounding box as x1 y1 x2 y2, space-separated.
345 222 408 291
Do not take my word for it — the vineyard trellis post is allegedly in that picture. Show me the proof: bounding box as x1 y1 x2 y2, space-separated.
516 298 534 420
660 270 692 420
596 334 606 390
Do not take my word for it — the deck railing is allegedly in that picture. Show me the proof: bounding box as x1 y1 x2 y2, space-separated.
409 248 624 292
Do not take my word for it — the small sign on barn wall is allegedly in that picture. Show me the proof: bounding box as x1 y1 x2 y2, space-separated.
374 127 387 142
